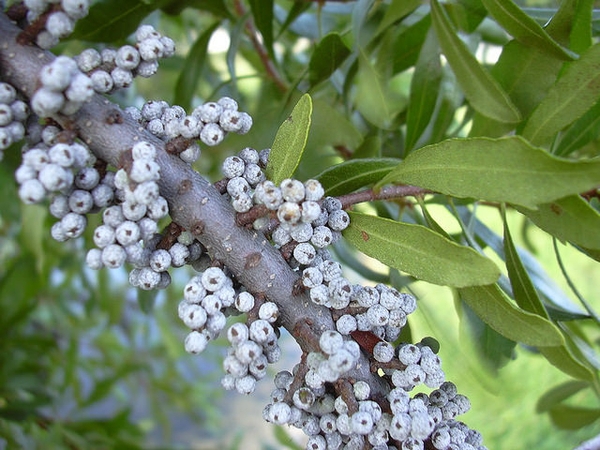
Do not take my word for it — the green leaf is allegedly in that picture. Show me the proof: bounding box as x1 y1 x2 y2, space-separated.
430 0 521 123
71 0 155 42
392 14 431 74
545 0 593 53
174 22 221 110
553 99 600 156
308 33 351 88
537 380 590 412
548 405 600 430
344 212 500 287
265 94 313 185
377 136 600 209
503 214 549 317
481 0 576 60
458 284 564 346
522 43 600 146
376 0 421 35
354 51 404 128
516 195 600 250
315 158 401 196
405 28 442 151
248 0 274 58
503 213 596 380
160 0 232 18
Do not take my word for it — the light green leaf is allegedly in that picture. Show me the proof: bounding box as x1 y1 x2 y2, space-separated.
540 345 597 382
548 405 600 430
354 51 403 128
377 136 600 209
537 381 590 412
376 0 421 35
174 22 220 110
458 284 564 347
522 43 600 146
344 212 500 287
315 158 401 196
266 94 313 185
430 0 521 123
481 0 576 60
309 33 351 88
517 195 600 250
405 28 442 151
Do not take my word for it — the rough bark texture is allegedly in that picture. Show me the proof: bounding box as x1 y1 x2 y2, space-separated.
0 12 389 395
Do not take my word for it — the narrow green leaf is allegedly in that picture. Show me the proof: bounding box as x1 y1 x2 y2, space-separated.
248 0 274 58
540 345 597 382
71 0 154 42
308 99 362 152
344 212 500 287
537 381 590 412
377 136 600 209
278 2 311 36
315 158 401 196
481 0 576 60
545 0 593 53
458 284 564 346
405 28 442 151
266 94 313 185
548 405 600 430
174 22 220 110
392 14 431 74
503 215 549 317
354 51 398 128
517 195 600 250
553 99 600 157
376 0 421 35
522 43 600 146
430 0 521 123
308 33 351 87
160 0 233 18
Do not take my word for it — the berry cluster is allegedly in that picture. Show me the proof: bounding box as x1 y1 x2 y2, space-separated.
124 96 252 152
178 267 282 394
31 56 94 117
74 25 175 93
0 82 28 154
19 0 89 49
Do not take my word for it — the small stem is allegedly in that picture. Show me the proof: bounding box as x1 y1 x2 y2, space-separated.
233 0 288 93
334 378 359 415
337 185 430 210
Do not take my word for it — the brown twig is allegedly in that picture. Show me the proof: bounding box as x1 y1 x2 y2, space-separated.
232 0 288 93
337 185 430 210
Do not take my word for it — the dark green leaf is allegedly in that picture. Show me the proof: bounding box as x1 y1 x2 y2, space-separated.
522 43 600 146
553 99 600 156
481 0 576 60
352 135 382 159
376 0 421 35
160 0 232 18
503 214 549 317
517 195 600 250
545 0 593 53
309 33 351 87
315 158 401 196
458 284 565 346
430 0 521 123
392 14 432 74
548 405 600 430
344 212 500 287
405 28 442 151
174 22 221 110
278 2 311 36
71 0 155 42
266 94 313 184
537 380 590 412
138 289 157 314
249 0 274 58
377 136 600 209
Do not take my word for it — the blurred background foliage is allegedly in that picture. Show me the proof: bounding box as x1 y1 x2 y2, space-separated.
2 0 600 449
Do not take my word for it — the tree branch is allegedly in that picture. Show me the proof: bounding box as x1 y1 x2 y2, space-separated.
0 11 388 395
